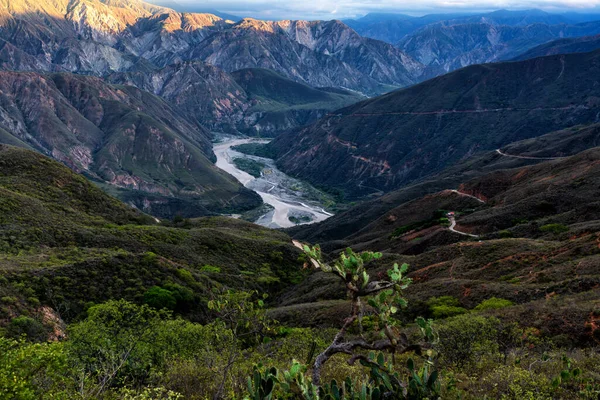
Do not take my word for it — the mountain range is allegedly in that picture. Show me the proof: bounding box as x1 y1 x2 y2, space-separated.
0 0 600 221
0 0 424 94
271 48 600 199
347 10 600 74
347 9 600 44
3 1 600 396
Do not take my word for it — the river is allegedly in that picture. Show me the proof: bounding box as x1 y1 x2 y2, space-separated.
213 138 333 229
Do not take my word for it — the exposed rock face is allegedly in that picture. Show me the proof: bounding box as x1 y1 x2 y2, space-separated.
108 64 364 135
185 18 423 95
0 71 261 217
108 61 250 132
0 0 424 95
271 49 600 199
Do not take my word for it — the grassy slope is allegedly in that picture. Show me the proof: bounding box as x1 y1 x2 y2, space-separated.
0 145 304 325
275 148 600 345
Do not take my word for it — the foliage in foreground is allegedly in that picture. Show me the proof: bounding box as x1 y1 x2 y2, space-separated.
2 247 600 399
245 245 441 399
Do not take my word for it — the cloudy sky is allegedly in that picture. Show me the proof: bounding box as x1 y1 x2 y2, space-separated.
174 0 600 20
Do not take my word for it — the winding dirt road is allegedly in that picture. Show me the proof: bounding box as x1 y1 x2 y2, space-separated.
446 190 485 238
495 149 566 160
327 104 586 118
448 215 480 238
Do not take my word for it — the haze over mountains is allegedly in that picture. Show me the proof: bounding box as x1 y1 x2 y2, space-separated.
347 10 600 73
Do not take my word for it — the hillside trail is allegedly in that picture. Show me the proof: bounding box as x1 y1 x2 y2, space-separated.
495 149 567 160
448 215 480 238
446 189 485 238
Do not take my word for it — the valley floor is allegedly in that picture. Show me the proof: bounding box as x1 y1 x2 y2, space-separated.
213 137 333 228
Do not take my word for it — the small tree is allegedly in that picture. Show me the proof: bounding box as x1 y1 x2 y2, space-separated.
208 290 273 400
246 244 441 399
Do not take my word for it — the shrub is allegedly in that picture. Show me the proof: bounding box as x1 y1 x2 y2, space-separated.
475 297 514 312
427 296 468 319
498 230 513 238
0 338 69 398
540 224 569 234
246 246 442 399
437 315 503 369
6 316 47 342
431 305 468 319
144 286 177 310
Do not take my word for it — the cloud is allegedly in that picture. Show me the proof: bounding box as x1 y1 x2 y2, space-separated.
177 0 600 19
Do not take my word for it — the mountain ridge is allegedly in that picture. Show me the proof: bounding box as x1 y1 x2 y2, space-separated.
271 49 600 199
0 70 261 217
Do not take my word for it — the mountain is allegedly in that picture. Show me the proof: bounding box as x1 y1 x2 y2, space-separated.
142 0 242 21
346 9 600 75
270 49 600 200
347 9 577 45
397 20 600 73
0 71 261 218
513 34 600 60
185 18 423 95
458 9 572 26
289 121 600 245
0 0 424 95
345 13 470 45
275 141 600 351
230 68 365 135
108 63 363 135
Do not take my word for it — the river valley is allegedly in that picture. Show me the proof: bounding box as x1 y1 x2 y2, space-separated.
213 137 333 229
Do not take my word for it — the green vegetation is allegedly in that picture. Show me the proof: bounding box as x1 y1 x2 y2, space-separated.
232 143 277 159
3 246 600 399
540 223 570 234
0 145 306 325
427 296 468 319
2 140 600 398
474 297 514 311
233 157 266 178
289 215 313 225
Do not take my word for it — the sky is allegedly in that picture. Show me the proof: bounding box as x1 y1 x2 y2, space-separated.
173 0 600 20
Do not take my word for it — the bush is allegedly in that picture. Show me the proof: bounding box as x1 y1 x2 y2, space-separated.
498 230 513 238
475 297 514 312
427 296 468 319
540 224 569 234
144 286 177 310
437 315 502 369
6 316 47 342
0 338 69 398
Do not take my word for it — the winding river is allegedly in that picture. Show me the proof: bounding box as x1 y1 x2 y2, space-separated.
213 138 333 229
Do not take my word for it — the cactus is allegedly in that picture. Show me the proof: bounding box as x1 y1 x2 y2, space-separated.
246 365 277 400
